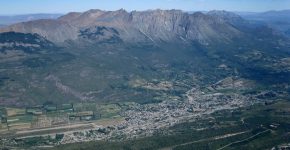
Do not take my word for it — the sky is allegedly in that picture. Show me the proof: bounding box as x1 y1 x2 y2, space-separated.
0 0 290 15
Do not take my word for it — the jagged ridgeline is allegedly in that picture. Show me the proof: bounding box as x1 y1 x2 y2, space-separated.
0 9 289 106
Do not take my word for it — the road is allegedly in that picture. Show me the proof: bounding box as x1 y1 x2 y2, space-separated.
160 130 249 150
217 129 271 150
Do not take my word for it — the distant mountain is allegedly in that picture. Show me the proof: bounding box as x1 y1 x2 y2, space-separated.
238 10 290 37
207 10 255 30
0 9 289 106
239 10 290 21
0 24 6 28
0 14 62 25
207 10 244 23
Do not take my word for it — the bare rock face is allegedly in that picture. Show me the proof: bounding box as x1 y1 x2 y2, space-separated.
0 9 242 44
207 10 244 23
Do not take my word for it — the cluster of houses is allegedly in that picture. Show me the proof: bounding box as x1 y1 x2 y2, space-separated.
69 111 97 121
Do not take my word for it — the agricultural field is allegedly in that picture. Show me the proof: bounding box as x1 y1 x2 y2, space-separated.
0 102 124 136
6 108 26 117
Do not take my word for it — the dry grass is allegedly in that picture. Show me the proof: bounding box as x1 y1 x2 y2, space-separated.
6 108 26 117
93 116 124 126
9 123 31 130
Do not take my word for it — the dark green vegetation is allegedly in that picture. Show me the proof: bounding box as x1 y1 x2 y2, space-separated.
0 32 75 106
51 100 290 150
79 26 122 43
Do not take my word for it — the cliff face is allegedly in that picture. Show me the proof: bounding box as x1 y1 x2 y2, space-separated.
0 9 241 44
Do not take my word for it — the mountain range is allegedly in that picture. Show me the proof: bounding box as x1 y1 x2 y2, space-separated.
0 9 289 107
238 10 290 21
238 10 290 37
0 14 62 25
0 9 242 44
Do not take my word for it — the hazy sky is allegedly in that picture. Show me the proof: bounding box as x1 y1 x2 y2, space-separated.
1 0 290 15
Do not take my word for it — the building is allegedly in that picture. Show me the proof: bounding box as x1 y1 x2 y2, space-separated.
44 105 57 112
69 111 94 121
58 103 74 112
26 107 43 115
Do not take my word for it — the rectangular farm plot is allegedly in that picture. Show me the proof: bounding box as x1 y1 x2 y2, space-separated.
6 108 26 117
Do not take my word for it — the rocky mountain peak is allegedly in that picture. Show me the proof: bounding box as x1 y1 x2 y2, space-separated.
207 10 245 25
58 12 82 21
82 9 106 18
0 9 243 44
208 10 241 18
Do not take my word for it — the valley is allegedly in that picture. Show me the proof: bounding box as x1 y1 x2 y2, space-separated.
2 97 289 149
0 75 289 149
0 8 289 150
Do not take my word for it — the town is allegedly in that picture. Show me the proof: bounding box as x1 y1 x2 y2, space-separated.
1 75 285 149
